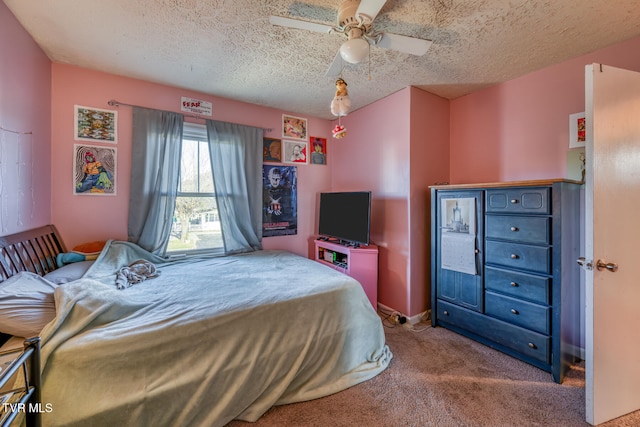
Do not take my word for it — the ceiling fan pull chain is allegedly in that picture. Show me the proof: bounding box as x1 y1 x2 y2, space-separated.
368 43 372 80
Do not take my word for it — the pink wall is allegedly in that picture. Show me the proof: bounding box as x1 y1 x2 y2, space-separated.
50 64 332 255
450 34 640 184
332 89 411 314
408 87 449 315
331 87 449 317
0 2 51 236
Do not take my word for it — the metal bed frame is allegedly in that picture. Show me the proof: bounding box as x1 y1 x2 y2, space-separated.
0 338 42 427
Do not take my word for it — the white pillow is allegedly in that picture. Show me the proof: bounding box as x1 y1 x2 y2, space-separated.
0 272 58 338
44 260 94 284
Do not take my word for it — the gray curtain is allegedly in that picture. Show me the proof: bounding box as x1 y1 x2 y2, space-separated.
129 107 183 255
206 120 263 254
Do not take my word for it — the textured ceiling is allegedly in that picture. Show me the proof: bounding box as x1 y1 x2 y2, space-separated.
5 0 640 120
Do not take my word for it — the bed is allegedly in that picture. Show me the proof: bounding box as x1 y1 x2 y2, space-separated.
0 225 392 426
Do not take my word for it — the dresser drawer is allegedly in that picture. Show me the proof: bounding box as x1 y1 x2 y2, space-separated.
485 291 550 334
486 188 550 214
485 266 550 304
436 300 550 364
486 215 550 244
485 241 551 274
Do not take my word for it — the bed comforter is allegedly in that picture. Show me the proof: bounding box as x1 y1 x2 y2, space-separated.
38 241 392 426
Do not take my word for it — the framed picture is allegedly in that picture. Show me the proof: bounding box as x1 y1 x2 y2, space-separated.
310 136 327 165
283 140 308 164
569 112 586 148
262 165 297 237
74 105 117 143
73 144 116 195
282 114 308 141
263 137 282 163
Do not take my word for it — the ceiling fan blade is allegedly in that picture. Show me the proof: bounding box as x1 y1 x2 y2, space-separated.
376 33 433 56
269 15 333 33
356 0 387 23
325 51 344 77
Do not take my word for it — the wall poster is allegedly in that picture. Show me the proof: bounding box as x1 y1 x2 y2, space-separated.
282 114 307 141
74 105 117 143
262 165 297 237
310 136 327 165
263 137 282 163
569 112 586 148
73 144 116 195
283 140 308 164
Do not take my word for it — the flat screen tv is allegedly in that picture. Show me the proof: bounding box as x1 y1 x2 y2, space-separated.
318 191 371 246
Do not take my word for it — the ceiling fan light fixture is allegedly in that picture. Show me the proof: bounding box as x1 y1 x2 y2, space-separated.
339 37 369 64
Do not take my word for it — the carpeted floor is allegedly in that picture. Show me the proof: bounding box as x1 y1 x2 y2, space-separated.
227 318 640 427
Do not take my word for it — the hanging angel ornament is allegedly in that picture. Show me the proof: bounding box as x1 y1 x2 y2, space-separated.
330 77 351 117
330 77 349 139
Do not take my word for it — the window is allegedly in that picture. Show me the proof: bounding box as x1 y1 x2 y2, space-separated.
166 123 223 255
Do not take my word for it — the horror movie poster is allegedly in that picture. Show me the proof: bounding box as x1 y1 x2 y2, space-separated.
262 165 297 237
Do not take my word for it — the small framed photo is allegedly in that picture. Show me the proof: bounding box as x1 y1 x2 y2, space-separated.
73 144 116 195
283 140 309 164
569 112 586 148
263 137 282 163
282 114 308 141
75 105 117 143
310 136 327 165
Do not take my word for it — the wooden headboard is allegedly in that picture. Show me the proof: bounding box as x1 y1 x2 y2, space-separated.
0 225 67 283
0 225 66 345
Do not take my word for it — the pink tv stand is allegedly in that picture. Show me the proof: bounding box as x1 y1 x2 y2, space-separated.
313 239 379 309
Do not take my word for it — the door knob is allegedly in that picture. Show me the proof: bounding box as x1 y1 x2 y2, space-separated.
596 259 618 272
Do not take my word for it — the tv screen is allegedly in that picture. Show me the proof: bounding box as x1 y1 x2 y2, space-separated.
318 191 371 246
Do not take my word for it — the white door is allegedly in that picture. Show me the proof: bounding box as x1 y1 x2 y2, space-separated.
584 64 640 425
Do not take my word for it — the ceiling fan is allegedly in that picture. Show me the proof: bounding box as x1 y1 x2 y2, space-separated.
269 0 433 76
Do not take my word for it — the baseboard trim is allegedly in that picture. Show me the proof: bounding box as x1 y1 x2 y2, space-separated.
566 343 585 361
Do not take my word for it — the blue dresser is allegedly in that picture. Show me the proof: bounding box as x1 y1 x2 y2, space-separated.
430 180 581 383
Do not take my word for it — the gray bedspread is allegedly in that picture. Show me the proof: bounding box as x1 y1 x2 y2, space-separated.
38 241 392 426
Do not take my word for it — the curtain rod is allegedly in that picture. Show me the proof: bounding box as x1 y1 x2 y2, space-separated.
107 100 273 133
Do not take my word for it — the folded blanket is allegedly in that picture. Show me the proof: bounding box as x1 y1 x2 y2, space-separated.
115 259 159 289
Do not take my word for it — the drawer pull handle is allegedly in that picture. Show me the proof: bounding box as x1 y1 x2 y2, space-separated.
510 254 519 259
510 281 518 287
510 199 519 204
443 310 449 316
528 342 537 349
510 309 519 315
510 226 519 232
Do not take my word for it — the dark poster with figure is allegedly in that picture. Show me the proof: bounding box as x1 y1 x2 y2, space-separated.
262 165 297 236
